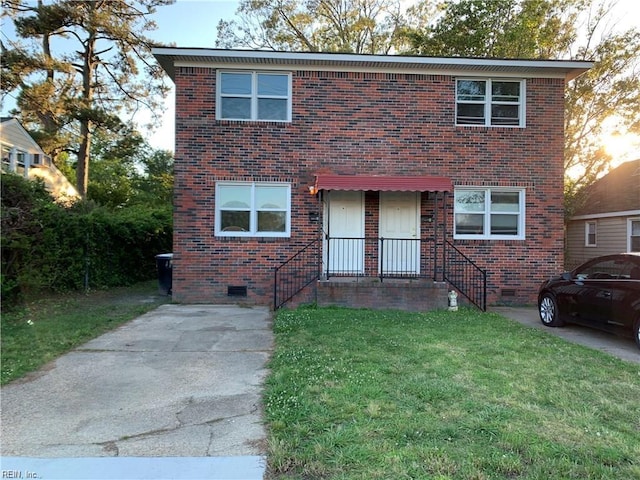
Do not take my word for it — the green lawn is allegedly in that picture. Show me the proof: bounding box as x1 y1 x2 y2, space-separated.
265 306 640 480
1 281 171 385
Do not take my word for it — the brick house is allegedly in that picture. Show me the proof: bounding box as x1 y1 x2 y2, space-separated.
566 159 640 269
152 48 591 310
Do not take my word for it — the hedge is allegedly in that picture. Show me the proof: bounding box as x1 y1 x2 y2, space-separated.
1 173 173 308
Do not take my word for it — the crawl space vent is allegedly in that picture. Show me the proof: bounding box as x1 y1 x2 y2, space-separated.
501 289 517 297
227 285 247 297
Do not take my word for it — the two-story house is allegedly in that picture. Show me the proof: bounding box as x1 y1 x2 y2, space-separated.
152 48 591 310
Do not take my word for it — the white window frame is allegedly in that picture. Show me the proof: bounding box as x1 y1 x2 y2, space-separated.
1 145 11 165
585 221 597 247
628 217 640 252
454 187 526 240
215 182 291 237
216 70 292 122
456 78 526 127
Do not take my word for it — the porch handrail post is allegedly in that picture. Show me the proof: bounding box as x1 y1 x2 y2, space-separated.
316 231 322 281
273 266 277 309
483 269 487 311
441 192 447 282
325 232 330 279
379 237 384 282
433 238 437 281
435 192 439 280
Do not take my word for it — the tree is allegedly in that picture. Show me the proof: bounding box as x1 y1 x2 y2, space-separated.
1 0 173 198
1 1 77 165
86 125 145 208
86 126 174 209
406 0 640 215
134 149 174 206
407 0 581 58
216 0 411 54
563 18 640 216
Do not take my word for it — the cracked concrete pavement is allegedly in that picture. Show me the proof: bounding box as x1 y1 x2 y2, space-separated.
1 304 273 479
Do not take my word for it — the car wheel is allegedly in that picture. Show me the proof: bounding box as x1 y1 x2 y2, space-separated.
634 318 640 350
539 293 564 327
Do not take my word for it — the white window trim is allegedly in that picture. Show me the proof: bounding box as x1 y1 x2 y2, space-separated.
216 70 292 122
215 182 291 237
585 220 597 247
628 217 640 252
454 187 526 240
455 78 526 128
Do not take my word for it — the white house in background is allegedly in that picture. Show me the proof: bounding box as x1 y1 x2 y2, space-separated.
566 159 640 269
1 117 79 200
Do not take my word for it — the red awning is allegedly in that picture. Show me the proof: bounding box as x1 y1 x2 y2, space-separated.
314 175 453 192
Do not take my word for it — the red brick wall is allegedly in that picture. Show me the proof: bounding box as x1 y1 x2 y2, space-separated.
173 67 565 306
318 280 448 311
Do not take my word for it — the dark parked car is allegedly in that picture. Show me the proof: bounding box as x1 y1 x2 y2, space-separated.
538 253 640 349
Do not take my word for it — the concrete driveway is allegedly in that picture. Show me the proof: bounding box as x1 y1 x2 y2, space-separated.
493 306 640 364
1 304 273 480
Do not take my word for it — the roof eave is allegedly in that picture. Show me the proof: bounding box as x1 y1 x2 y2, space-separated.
152 48 593 82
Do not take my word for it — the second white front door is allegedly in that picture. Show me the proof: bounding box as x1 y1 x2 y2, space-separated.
379 192 420 274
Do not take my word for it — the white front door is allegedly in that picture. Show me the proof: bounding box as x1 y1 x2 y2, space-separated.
379 192 420 275
324 191 364 274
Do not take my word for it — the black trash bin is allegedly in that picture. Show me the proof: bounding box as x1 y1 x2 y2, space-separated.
155 253 173 295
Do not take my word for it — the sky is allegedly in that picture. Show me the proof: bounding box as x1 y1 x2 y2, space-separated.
143 0 240 151
1 0 639 159
149 0 239 49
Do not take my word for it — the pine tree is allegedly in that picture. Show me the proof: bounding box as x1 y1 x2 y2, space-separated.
2 0 173 197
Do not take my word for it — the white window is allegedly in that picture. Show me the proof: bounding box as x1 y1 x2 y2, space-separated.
585 221 597 247
456 79 525 127
1 146 11 165
217 71 291 122
629 218 640 252
216 182 291 237
454 188 525 239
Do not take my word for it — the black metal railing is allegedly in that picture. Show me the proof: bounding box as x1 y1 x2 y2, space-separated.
273 236 487 311
324 237 437 280
273 239 320 309
443 240 487 311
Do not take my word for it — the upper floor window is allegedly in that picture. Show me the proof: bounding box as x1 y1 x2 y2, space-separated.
456 79 525 127
216 182 291 237
585 221 597 247
217 71 291 122
454 188 525 240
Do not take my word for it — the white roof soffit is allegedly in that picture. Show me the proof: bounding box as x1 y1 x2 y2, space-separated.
152 48 593 82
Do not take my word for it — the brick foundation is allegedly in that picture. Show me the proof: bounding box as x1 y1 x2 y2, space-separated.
317 278 448 312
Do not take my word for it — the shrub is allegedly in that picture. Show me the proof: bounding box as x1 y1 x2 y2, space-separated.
1 174 54 304
1 174 172 309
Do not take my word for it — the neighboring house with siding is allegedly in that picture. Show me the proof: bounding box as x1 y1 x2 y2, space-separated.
566 159 640 269
1 117 79 201
153 48 591 310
